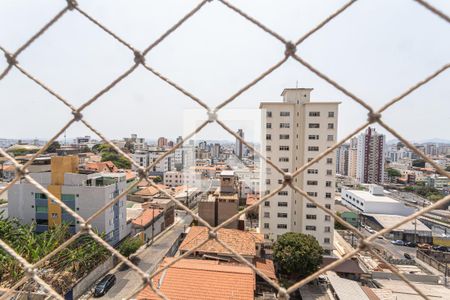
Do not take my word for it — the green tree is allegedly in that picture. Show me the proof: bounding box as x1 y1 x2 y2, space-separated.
45 141 61 153
334 212 347 230
387 168 402 182
412 159 425 168
273 232 323 280
93 143 131 169
445 166 450 172
153 176 162 183
118 237 143 257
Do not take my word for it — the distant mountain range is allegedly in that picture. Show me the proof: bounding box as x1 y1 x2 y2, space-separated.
387 138 450 145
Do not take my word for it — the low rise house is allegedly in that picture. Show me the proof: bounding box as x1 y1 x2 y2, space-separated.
136 258 255 300
131 207 165 243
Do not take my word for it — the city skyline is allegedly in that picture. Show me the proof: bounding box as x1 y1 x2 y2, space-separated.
1 1 449 141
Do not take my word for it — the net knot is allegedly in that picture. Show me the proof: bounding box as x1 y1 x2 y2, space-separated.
284 42 297 57
367 112 381 123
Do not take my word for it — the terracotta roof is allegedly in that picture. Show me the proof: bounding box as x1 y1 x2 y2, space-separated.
255 258 276 281
132 208 163 227
179 226 264 257
125 170 136 181
85 161 118 173
135 184 167 196
246 194 259 206
136 258 255 300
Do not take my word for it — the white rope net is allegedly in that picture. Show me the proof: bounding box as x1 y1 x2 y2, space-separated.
0 1 449 299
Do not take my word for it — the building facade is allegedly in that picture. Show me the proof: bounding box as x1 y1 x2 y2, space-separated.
8 156 127 245
259 88 339 254
356 127 385 184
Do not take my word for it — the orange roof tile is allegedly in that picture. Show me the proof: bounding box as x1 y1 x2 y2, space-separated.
179 226 264 257
85 161 118 173
136 258 255 300
125 170 136 181
132 208 163 227
135 184 167 196
255 258 276 281
246 194 259 206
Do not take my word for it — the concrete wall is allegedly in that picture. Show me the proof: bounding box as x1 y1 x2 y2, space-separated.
71 256 116 299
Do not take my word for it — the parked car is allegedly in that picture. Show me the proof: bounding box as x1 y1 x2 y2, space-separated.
404 253 412 260
432 245 449 252
404 242 417 248
93 274 116 297
391 240 405 246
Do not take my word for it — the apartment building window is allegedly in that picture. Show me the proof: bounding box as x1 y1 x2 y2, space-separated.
278 191 288 196
278 202 288 207
309 123 320 128
266 179 271 185
306 214 317 220
280 111 290 116
277 213 288 218
282 168 289 172
308 146 319 151
308 135 319 140
266 145 271 151
327 135 334 141
324 238 331 244
264 223 270 229
307 158 314 162
266 123 272 129
266 111 272 118
324 226 331 232
279 157 289 162
278 179 283 184
266 134 271 140
34 193 47 200
325 204 331 209
279 146 289 151
279 134 290 139
328 111 335 118
264 201 270 207
35 206 48 213
307 169 318 174
307 180 318 186
280 123 290 128
264 212 270 218
326 158 333 164
309 112 320 117
325 215 331 221
307 192 318 197
325 181 332 187
325 192 332 198
326 170 332 176
306 203 317 208
327 123 334 129
277 224 288 229
306 226 316 231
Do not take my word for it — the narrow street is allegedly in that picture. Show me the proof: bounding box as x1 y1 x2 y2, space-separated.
86 212 192 300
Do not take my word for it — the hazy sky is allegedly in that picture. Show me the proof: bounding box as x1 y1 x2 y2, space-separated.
1 0 449 143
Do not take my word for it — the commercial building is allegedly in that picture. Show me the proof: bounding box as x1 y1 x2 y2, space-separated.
259 88 339 253
363 214 432 243
198 170 239 229
341 185 415 216
348 137 358 179
356 127 385 184
8 156 127 244
235 128 244 159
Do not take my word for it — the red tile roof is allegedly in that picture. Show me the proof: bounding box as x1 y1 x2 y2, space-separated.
85 161 118 172
135 184 167 196
179 226 264 257
132 208 163 227
246 194 259 206
136 258 255 300
255 258 277 281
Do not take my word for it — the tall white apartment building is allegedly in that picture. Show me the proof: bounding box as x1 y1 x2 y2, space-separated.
259 88 339 254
